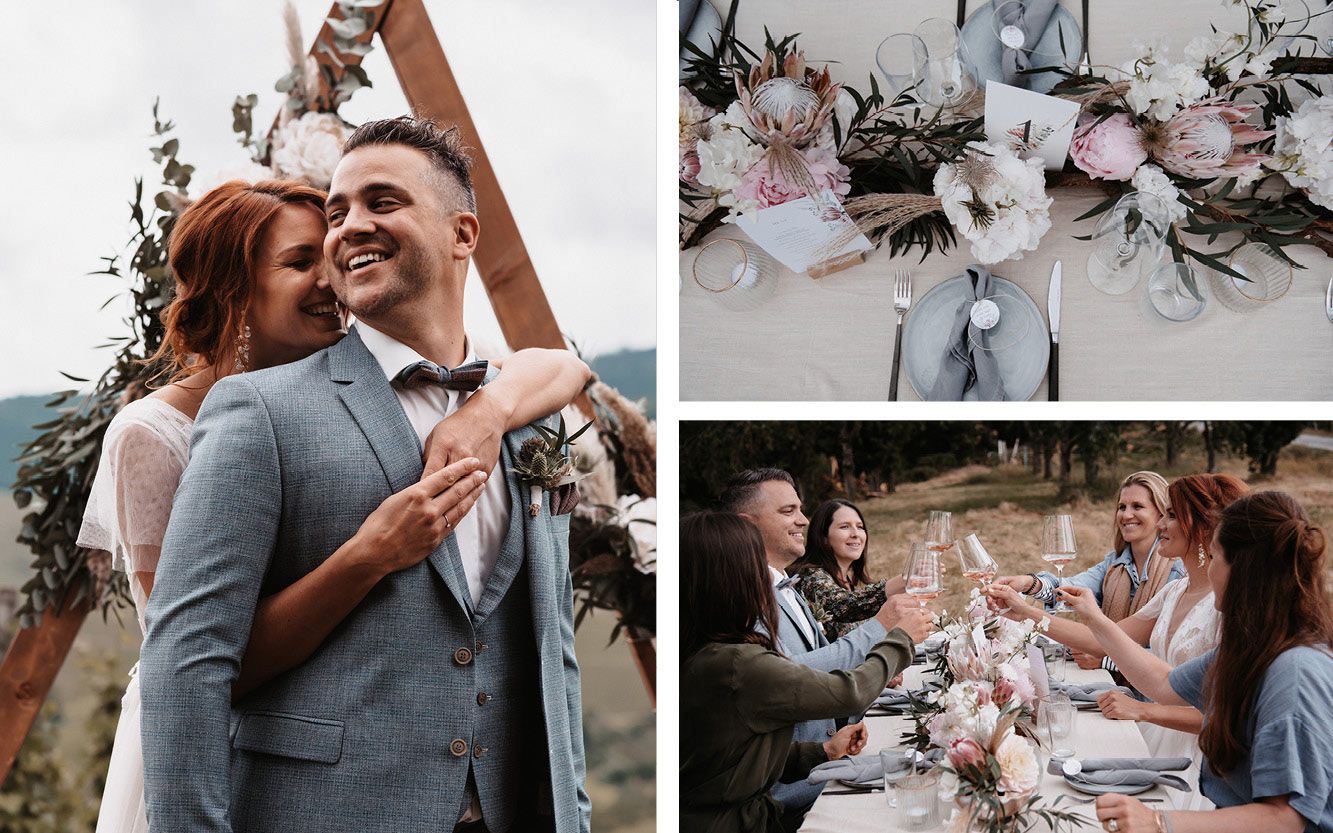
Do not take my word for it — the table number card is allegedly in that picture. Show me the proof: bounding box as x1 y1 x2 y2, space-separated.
984 80 1082 170
734 190 873 275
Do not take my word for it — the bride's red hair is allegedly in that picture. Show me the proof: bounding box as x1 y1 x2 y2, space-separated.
150 179 326 382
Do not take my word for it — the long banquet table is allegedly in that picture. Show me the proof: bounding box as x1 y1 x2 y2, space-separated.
679 0 1333 401
797 664 1185 833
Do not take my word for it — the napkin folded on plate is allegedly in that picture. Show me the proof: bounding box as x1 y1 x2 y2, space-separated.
874 689 912 708
1046 759 1192 791
1051 681 1132 702
928 265 1008 401
996 0 1060 87
807 749 945 785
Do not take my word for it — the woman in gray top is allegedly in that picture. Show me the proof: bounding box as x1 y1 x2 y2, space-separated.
1059 491 1333 833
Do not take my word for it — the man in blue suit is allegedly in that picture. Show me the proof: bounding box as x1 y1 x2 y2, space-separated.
722 468 930 831
140 116 589 833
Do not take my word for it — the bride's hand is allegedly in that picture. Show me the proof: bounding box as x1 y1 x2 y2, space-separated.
823 722 868 760
1057 586 1103 620
983 584 1030 620
350 458 487 578
422 394 505 480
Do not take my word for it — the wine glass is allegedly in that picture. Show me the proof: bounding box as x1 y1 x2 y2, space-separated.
1042 515 1077 613
905 545 942 610
876 33 928 105
1086 192 1171 296
914 18 977 109
924 510 954 554
958 533 1006 615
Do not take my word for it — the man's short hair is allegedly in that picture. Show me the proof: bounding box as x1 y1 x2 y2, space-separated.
719 468 797 514
342 114 477 213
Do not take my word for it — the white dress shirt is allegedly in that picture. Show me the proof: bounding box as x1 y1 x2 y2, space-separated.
356 322 511 824
770 565 816 647
355 321 512 608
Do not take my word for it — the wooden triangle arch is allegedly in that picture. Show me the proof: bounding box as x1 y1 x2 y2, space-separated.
0 0 654 786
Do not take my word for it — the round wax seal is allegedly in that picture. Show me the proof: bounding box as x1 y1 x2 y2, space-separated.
970 298 1001 329
999 25 1026 49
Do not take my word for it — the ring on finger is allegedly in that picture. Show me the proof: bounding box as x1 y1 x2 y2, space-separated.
444 513 452 529
1106 820 1119 832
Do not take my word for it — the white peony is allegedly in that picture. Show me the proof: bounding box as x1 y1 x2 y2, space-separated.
270 111 354 190
1120 41 1210 120
995 733 1040 796
1271 94 1333 209
1131 164 1190 222
188 160 274 200
934 141 1052 264
614 495 657 574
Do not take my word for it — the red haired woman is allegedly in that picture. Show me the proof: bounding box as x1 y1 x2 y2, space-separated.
77 180 590 833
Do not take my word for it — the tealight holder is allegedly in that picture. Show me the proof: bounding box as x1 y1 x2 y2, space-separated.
691 237 778 310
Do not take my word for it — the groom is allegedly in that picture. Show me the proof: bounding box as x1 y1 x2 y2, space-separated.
139 116 589 833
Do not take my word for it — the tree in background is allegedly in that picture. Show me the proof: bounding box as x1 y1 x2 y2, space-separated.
1077 422 1125 489
1161 421 1188 467
1214 422 1307 477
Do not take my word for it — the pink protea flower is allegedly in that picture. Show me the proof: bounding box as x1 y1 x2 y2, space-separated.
947 737 987 771
1149 101 1273 179
679 150 701 185
1069 114 1148 181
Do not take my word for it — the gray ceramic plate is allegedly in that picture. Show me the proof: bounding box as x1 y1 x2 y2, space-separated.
1064 774 1155 796
902 275 1049 401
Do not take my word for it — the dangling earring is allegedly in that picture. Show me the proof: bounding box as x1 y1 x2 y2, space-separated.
1196 545 1207 568
234 324 252 373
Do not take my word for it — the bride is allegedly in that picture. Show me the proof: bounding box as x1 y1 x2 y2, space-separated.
987 473 1249 811
76 178 591 833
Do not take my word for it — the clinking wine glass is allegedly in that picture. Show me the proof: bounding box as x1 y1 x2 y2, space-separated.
1042 515 1078 613
924 510 954 554
905 545 942 610
1086 192 1171 296
956 534 1006 614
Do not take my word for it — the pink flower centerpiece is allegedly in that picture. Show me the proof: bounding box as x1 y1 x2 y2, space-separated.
1069 114 1147 181
1149 101 1273 179
731 144 850 210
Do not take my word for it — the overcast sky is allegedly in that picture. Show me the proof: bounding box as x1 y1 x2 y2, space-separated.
0 0 655 398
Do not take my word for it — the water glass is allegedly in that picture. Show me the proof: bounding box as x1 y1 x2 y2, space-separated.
1039 693 1076 759
1086 192 1170 296
876 33 929 104
895 772 942 830
881 748 916 808
1041 639 1068 683
1207 243 1293 313
914 17 977 109
690 237 778 311
1147 262 1208 323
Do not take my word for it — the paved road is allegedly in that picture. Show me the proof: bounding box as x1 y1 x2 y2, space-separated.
1294 433 1333 451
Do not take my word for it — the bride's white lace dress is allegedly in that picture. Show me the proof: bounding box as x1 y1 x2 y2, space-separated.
1130 575 1220 811
76 397 194 833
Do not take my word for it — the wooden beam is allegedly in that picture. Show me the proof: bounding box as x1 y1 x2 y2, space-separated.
626 629 657 708
377 0 567 352
0 599 92 785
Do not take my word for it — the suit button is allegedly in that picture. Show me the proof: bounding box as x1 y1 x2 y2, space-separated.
477 692 490 706
473 744 486 759
450 739 468 757
454 647 474 665
827 729 836 737
475 641 487 653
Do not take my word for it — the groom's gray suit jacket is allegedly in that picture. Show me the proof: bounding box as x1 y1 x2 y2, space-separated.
139 329 590 833
770 587 887 815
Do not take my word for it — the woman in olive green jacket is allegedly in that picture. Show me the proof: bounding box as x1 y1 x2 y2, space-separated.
680 511 922 833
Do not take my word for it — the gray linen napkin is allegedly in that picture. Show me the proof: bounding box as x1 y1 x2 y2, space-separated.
1046 760 1191 791
1079 758 1192 772
996 0 1060 88
808 749 944 784
875 690 911 708
1051 681 1131 702
928 265 1008 401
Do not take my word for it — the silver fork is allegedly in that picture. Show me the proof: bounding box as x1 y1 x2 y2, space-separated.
1324 275 1333 324
890 270 912 400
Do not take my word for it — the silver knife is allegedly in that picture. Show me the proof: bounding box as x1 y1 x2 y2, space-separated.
1047 261 1061 401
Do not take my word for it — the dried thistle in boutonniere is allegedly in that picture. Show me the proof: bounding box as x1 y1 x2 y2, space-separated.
512 415 594 516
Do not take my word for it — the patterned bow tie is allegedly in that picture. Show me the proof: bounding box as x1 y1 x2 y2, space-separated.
776 575 801 591
392 359 489 392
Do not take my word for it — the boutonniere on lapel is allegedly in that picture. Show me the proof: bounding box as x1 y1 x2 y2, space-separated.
512 416 594 517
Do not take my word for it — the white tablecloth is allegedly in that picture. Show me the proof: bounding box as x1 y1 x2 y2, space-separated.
680 1 1333 401
797 665 1183 833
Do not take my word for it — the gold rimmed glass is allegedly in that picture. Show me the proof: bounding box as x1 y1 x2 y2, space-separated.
690 237 778 310
1207 243 1293 313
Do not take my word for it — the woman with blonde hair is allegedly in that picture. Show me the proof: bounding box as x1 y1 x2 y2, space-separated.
993 471 1183 623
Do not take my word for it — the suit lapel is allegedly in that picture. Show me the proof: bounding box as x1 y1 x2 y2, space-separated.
777 590 818 651
329 328 473 615
473 422 531 621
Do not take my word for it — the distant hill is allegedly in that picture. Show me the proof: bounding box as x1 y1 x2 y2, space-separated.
0 394 60 488
588 347 655 418
0 347 654 486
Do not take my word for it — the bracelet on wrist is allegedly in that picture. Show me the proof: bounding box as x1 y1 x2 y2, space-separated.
1155 810 1173 833
1026 574 1041 595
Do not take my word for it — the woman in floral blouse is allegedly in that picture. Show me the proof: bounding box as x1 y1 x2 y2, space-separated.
790 499 906 641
